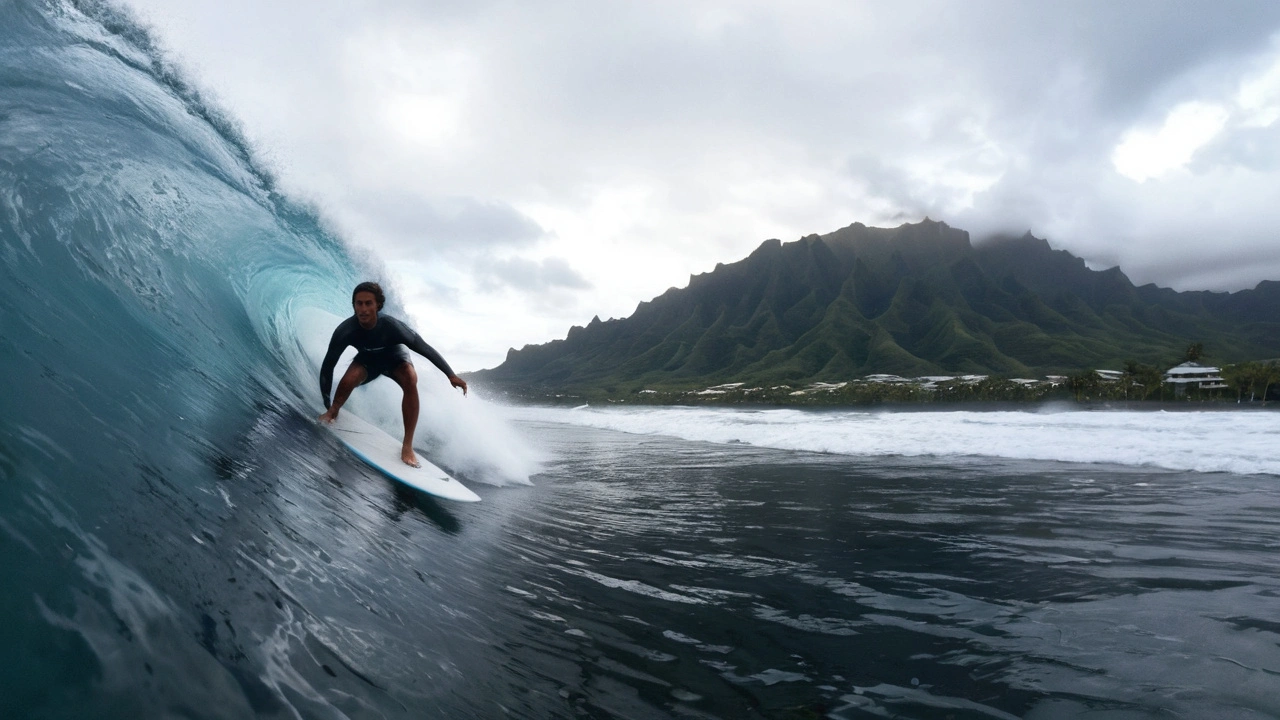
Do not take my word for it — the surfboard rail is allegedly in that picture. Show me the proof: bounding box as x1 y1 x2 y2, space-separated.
324 411 481 503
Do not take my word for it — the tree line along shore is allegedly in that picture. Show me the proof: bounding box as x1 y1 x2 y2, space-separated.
482 357 1280 408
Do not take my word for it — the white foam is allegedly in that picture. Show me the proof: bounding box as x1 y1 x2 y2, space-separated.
509 405 1280 476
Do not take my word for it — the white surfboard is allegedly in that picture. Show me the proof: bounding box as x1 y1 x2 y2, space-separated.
324 411 481 503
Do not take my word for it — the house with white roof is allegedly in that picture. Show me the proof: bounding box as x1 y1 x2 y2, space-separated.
1163 362 1227 396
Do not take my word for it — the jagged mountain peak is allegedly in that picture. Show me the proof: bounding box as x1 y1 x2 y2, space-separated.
475 220 1280 392
977 230 1052 252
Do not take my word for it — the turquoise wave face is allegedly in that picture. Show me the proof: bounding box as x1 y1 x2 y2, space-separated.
0 3 372 709
0 0 359 466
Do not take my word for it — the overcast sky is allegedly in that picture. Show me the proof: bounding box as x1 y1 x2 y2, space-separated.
120 0 1280 371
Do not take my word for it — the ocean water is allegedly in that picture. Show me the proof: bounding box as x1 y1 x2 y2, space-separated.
499 416 1280 719
4 1 1280 718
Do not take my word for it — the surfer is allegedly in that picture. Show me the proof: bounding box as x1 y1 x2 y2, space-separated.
317 282 467 467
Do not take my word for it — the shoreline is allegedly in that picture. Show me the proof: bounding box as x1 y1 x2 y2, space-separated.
470 371 1276 409
477 389 1278 413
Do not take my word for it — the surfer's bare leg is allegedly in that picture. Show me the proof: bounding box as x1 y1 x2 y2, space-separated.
318 363 367 424
389 363 420 467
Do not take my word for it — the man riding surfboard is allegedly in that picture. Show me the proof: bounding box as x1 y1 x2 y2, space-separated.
317 282 467 467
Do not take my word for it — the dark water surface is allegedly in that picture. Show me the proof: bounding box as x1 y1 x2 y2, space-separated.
491 420 1280 719
7 411 1280 719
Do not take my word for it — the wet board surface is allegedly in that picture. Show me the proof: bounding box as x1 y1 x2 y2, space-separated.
324 410 481 503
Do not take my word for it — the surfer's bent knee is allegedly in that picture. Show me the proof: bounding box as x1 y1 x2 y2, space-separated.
344 363 369 386
403 363 418 383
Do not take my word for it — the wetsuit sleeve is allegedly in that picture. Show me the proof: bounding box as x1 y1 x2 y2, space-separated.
319 324 349 408
393 319 456 378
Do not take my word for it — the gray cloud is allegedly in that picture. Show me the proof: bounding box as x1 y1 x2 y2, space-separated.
1194 126 1280 174
341 188 545 258
475 255 592 294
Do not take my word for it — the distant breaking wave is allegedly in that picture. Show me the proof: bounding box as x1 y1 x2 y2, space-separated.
514 406 1280 476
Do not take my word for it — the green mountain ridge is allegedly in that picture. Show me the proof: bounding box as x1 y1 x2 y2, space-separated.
473 220 1280 393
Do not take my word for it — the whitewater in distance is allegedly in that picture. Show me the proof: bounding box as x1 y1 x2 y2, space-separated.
512 404 1280 477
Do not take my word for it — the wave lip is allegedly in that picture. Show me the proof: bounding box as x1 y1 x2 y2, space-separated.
512 406 1280 476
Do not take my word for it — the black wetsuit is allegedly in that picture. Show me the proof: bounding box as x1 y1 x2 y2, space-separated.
319 314 455 408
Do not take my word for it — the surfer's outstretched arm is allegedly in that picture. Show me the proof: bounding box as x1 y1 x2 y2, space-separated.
397 321 468 396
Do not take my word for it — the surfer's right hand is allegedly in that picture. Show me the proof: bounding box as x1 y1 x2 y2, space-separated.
449 374 468 396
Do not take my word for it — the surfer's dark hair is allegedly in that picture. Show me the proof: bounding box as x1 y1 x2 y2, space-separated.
352 282 385 310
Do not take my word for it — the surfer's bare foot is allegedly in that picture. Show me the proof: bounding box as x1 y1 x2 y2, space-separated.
318 410 337 424
401 446 420 468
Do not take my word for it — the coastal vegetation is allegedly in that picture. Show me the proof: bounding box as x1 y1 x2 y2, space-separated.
1222 361 1280 403
484 362 1279 407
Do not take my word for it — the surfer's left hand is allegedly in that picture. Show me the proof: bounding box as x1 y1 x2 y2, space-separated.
449 375 468 396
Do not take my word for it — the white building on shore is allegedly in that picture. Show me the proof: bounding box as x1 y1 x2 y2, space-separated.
1163 362 1227 396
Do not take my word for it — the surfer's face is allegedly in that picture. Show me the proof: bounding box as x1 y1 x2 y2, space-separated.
353 291 379 327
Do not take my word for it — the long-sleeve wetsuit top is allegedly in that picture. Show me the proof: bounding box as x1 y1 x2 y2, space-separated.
319 314 455 407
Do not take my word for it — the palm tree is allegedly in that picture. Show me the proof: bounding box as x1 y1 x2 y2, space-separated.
1136 364 1164 401
1067 370 1095 402
1121 360 1138 400
1185 342 1204 363
1262 362 1280 404
1222 362 1254 402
